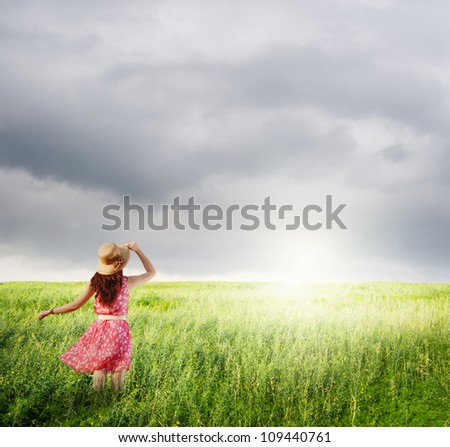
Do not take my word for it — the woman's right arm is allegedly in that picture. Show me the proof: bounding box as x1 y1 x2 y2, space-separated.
126 242 157 289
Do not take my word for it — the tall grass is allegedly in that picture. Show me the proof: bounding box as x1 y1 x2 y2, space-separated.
1 281 449 427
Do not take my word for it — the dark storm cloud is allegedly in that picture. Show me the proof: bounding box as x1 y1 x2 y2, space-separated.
1 0 449 200
0 48 360 199
232 43 448 132
1 41 447 199
0 0 449 281
349 187 450 269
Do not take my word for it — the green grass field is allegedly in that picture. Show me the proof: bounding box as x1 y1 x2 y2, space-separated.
1 281 449 427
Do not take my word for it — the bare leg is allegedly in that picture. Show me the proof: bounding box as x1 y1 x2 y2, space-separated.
93 370 106 390
111 369 126 391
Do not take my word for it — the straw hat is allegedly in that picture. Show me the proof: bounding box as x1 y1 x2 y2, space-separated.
97 242 130 275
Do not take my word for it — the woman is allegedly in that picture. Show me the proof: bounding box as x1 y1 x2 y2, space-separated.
38 241 156 390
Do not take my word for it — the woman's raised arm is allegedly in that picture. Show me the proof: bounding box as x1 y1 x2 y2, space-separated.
126 242 156 289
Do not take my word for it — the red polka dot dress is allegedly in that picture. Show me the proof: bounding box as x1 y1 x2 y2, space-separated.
60 275 132 373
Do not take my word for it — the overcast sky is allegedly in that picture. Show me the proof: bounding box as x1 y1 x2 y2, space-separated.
1 0 449 282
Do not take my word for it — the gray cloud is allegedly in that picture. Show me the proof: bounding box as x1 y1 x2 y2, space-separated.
2 41 447 198
0 0 449 281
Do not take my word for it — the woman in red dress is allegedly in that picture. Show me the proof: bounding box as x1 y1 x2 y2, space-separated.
38 241 156 390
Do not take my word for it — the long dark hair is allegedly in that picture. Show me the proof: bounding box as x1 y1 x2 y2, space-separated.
90 271 123 306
